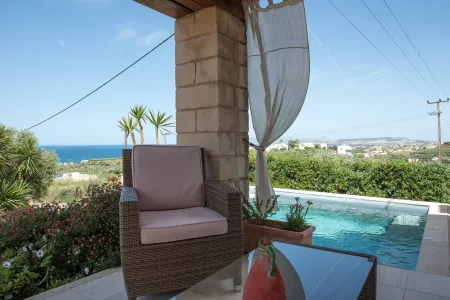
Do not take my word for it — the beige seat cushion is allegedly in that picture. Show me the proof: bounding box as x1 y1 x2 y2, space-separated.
132 145 205 211
139 207 228 244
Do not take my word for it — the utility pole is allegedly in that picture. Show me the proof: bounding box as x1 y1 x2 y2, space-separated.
428 98 450 164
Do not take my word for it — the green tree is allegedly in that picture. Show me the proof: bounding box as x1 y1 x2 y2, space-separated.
129 105 147 145
288 140 297 150
145 110 174 145
0 179 29 212
0 125 58 209
0 125 14 177
14 131 58 199
118 116 138 147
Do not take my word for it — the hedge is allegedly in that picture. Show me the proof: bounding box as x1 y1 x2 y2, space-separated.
249 151 450 203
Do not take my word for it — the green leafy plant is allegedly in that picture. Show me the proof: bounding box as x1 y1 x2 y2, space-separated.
236 185 278 225
145 110 174 144
0 125 58 208
0 182 122 299
249 151 450 203
129 105 147 145
118 116 138 147
0 180 29 212
283 197 312 232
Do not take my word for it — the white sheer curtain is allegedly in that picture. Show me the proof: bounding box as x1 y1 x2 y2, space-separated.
243 0 310 208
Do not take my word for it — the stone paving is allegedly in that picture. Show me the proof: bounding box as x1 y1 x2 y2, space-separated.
27 265 450 300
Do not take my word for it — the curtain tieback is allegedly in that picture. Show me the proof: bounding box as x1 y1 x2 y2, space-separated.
243 138 265 152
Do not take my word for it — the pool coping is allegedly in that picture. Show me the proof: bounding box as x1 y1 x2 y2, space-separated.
251 186 450 277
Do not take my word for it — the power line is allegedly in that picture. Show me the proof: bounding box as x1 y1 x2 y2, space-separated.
327 0 427 100
26 33 175 130
361 0 440 98
382 0 448 99
307 26 349 80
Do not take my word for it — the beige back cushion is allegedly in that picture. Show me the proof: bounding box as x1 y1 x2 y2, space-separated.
132 145 205 211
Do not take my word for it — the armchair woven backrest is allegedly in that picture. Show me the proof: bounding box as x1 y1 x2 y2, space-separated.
126 145 206 211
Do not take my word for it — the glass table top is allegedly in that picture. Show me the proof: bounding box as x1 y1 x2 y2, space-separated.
170 242 374 300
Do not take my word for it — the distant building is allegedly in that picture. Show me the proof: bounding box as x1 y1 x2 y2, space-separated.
267 142 288 151
337 145 352 155
55 172 97 181
319 143 328 149
303 142 315 148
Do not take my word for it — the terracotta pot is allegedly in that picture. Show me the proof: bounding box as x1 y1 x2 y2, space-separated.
244 220 315 253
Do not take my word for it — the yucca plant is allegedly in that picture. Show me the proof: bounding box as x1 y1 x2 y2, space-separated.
14 135 41 179
118 116 138 147
0 179 29 212
145 110 174 145
129 105 147 145
0 125 14 177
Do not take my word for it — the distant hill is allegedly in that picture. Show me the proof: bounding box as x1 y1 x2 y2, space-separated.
249 136 434 146
334 137 433 146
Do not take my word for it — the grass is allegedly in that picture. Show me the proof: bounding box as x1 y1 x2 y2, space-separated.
43 158 122 203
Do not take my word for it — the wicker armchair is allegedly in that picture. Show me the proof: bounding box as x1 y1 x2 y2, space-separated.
120 145 243 300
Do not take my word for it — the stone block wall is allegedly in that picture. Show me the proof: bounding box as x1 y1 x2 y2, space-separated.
175 6 249 198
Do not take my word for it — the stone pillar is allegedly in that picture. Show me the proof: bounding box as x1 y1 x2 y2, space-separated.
175 6 249 198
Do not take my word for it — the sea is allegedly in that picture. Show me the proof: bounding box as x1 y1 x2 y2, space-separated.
39 145 128 163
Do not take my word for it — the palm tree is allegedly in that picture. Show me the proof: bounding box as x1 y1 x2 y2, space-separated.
0 125 13 177
15 135 41 179
130 105 147 145
118 116 138 147
0 179 29 212
145 110 174 145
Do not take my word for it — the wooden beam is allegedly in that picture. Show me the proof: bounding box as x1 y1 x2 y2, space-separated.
175 0 206 11
134 0 193 19
135 0 244 20
216 0 244 21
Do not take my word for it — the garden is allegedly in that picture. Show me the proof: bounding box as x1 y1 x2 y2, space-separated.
0 182 121 299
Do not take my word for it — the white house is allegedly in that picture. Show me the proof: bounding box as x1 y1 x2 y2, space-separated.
337 145 352 155
303 142 315 148
267 142 288 151
319 143 328 149
54 172 98 181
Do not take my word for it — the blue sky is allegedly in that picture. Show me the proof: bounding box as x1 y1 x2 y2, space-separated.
1 0 449 145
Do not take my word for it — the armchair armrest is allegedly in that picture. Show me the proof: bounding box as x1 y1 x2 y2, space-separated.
204 182 243 233
119 187 141 248
121 187 138 202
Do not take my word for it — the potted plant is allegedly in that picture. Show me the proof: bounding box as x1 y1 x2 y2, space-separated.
239 188 315 253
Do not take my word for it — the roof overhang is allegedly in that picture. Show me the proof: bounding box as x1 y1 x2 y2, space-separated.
134 0 244 20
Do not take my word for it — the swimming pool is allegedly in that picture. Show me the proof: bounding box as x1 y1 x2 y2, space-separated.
267 191 429 270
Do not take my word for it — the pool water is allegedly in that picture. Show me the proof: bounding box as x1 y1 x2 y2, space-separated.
269 192 429 270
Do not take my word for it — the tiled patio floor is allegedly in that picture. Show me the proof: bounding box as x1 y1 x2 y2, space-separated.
27 265 450 300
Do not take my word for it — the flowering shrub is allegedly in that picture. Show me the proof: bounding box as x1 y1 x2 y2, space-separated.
0 182 121 299
283 197 312 232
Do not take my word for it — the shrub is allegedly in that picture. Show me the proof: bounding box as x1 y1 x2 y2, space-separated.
283 197 312 232
249 151 450 203
0 125 58 210
0 182 121 299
